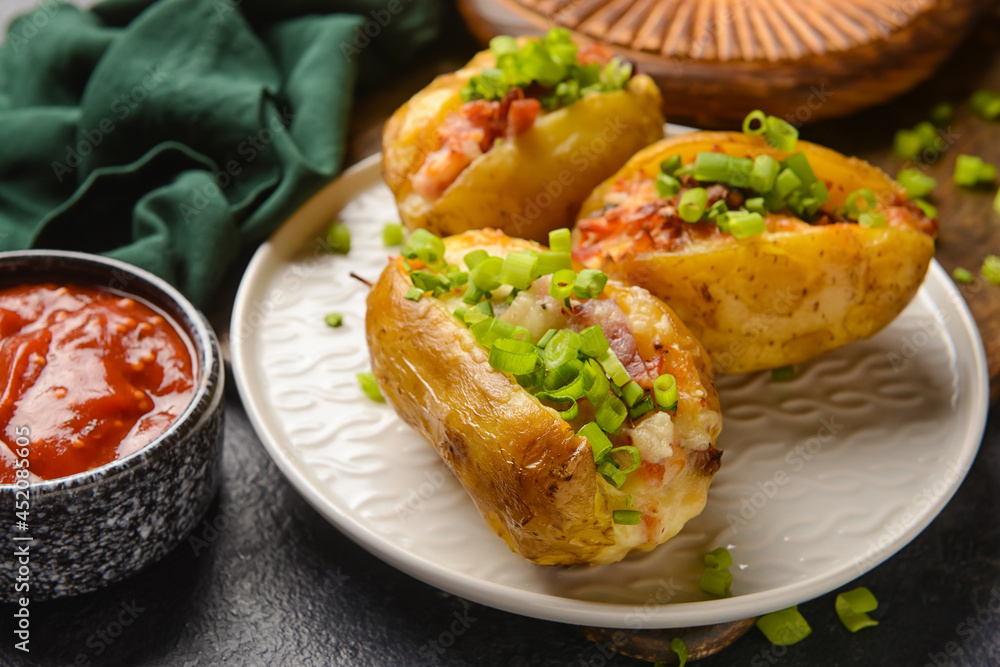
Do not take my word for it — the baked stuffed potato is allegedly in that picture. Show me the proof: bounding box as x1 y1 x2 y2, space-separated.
366 229 722 565
572 123 938 374
382 29 664 245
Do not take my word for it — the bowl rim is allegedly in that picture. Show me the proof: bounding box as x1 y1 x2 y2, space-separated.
0 249 222 494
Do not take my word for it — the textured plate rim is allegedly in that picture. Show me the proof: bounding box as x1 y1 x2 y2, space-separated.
231 152 990 628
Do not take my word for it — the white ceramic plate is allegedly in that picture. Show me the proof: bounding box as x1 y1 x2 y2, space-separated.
231 145 989 629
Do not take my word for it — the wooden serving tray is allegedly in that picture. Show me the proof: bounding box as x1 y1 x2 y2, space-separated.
456 0 995 126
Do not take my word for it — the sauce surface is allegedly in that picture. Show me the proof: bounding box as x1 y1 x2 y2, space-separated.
0 284 196 483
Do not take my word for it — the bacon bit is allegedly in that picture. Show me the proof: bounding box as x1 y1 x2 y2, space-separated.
569 298 661 387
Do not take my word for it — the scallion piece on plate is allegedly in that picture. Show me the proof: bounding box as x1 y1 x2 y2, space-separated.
401 228 444 266
324 313 343 328
699 566 733 598
579 422 613 461
326 222 351 254
471 317 516 348
612 509 641 524
382 223 404 246
835 587 879 633
678 187 708 223
488 338 540 375
357 372 385 403
704 547 733 570
756 607 812 646
541 360 584 397
653 374 678 412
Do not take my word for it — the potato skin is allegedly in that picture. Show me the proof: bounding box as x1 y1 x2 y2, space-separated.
366 230 720 565
381 50 665 245
574 132 936 374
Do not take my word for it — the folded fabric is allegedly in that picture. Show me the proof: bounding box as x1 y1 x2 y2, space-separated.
0 0 441 307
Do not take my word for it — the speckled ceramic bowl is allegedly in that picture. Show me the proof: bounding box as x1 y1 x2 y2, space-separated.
0 251 224 601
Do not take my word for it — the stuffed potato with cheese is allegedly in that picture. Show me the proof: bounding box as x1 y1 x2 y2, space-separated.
366 229 722 565
382 30 664 245
573 129 938 374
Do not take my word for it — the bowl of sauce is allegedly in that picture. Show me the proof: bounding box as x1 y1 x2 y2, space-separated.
0 251 224 600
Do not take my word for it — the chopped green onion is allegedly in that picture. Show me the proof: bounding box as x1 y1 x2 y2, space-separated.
705 199 728 223
914 199 938 218
952 267 974 284
844 189 877 217
470 256 503 291
515 367 544 389
579 325 610 358
488 338 540 375
764 116 798 152
983 255 1000 285
401 228 445 267
656 172 681 197
628 395 655 421
595 393 627 433
704 547 733 570
324 313 343 328
549 269 576 300
671 638 688 667
694 152 731 183
620 381 645 407
654 374 678 412
660 154 682 175
548 228 572 253
597 461 625 489
357 372 385 403
474 300 494 317
929 102 953 127
970 89 1000 120
782 153 817 186
771 365 795 381
404 287 424 301
410 270 450 294
471 317 516 348
579 422 613 461
537 328 557 348
462 284 485 305
727 157 753 188
572 269 608 299
382 223 405 246
893 129 922 161
539 373 586 402
699 567 733 598
446 265 469 286
544 329 581 371
463 249 489 270
608 445 640 474
775 168 802 199
461 307 489 327
757 607 812 646
742 109 767 135
597 349 631 387
995 188 1000 216
751 154 780 193
489 34 518 56
536 250 571 275
859 212 886 228
542 357 584 393
804 181 830 216
612 509 641 524
326 222 351 254
727 211 766 239
954 154 997 187
745 197 767 214
583 359 610 407
678 187 708 223
558 400 579 421
835 587 879 633
500 251 538 290
914 121 937 150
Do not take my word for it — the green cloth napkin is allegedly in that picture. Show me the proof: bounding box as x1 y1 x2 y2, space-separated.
0 0 440 307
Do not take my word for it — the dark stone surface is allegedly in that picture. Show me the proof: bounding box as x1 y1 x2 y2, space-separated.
1 366 997 666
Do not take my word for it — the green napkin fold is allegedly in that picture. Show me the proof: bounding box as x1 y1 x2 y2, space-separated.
0 0 440 307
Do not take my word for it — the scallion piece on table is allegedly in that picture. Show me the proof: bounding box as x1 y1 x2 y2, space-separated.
970 89 1000 120
671 638 688 667
764 116 798 151
835 587 879 633
897 168 937 198
678 187 708 223
914 121 938 149
572 269 608 299
656 172 681 197
653 374 678 412
612 509 641 525
595 393 627 434
548 268 576 300
579 325 610 357
326 222 351 254
751 154 780 193
727 211 766 239
742 109 767 135
548 228 571 253
953 267 974 284
954 154 996 187
579 422 613 461
699 567 733 597
983 255 1000 286
382 223 405 246
929 102 954 127
893 129 922 160
357 372 385 403
488 338 540 375
756 607 812 646
771 365 795 381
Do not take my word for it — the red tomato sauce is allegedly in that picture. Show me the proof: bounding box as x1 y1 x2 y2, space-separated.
0 284 196 483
